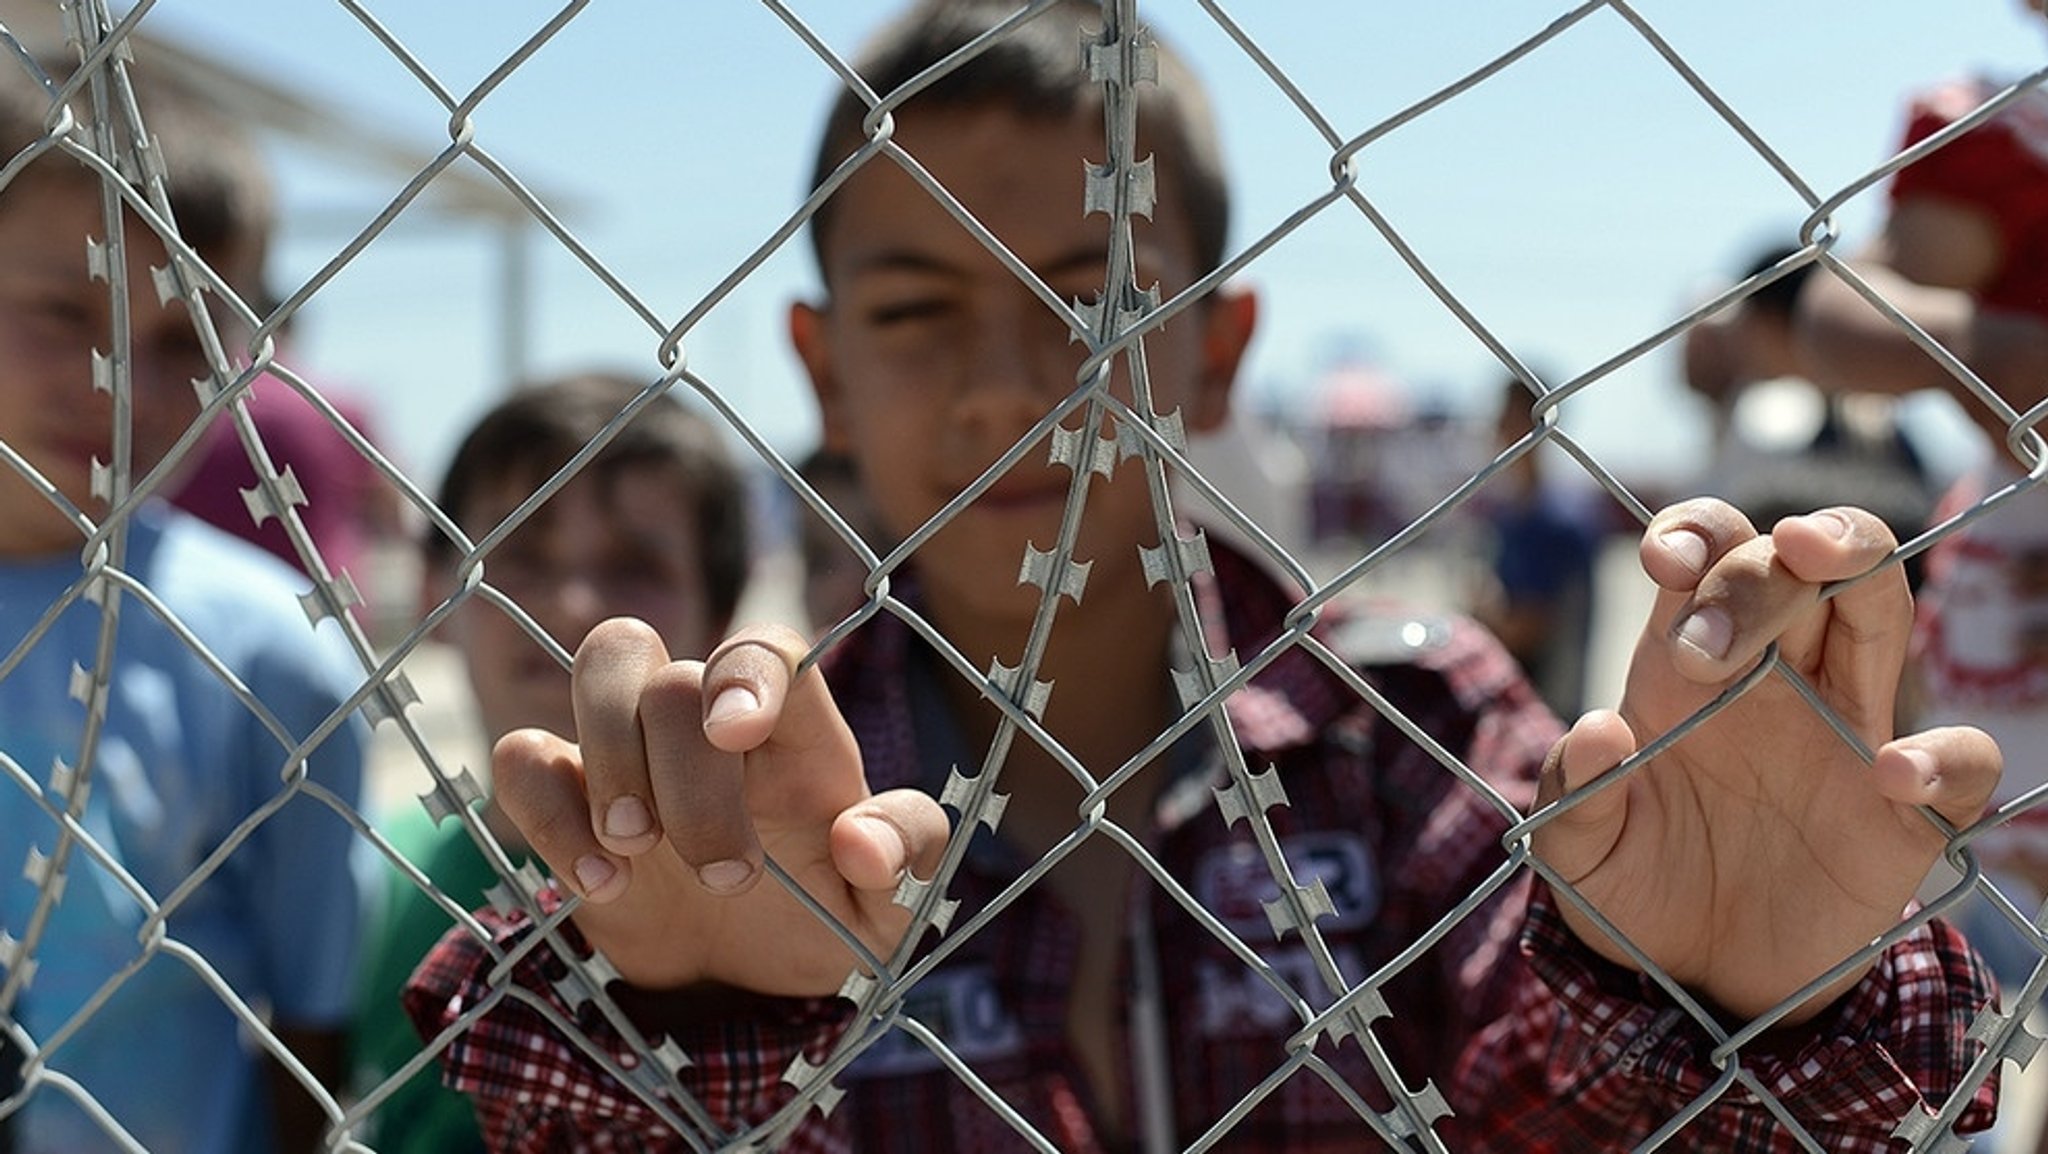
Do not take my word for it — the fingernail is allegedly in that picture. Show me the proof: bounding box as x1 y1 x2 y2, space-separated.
1674 606 1733 661
698 859 754 894
849 813 898 846
1660 529 1709 574
605 795 653 841
706 684 761 726
1898 746 1941 791
1806 509 1852 539
574 854 616 895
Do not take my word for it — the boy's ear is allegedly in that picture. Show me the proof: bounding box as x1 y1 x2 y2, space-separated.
788 299 850 453
1188 283 1257 434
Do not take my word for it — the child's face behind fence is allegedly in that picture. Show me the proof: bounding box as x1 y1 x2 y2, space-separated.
790 106 1255 627
0 179 220 557
446 463 716 742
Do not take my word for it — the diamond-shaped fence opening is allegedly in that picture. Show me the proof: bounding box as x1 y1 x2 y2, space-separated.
1 1 2045 1151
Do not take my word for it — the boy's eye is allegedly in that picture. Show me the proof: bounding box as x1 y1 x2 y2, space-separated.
148 331 212 380
487 546 547 585
866 297 955 327
1050 272 1110 303
25 300 96 337
597 544 689 590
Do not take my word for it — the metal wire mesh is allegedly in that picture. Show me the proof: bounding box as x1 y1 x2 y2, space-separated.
2 0 2045 1150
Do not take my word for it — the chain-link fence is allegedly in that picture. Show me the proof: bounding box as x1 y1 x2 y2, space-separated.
4 0 2048 1150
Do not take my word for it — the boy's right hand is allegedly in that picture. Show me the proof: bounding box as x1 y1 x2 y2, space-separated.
491 617 950 996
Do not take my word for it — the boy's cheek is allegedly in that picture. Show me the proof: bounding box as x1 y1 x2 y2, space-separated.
1 321 93 388
125 404 200 479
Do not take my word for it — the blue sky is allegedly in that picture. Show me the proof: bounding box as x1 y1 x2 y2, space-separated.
129 0 2047 491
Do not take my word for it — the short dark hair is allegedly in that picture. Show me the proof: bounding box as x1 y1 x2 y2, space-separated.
1738 244 1814 323
805 0 1230 283
430 373 752 630
0 52 276 292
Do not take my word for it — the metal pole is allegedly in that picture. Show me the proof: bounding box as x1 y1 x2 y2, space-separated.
498 219 532 390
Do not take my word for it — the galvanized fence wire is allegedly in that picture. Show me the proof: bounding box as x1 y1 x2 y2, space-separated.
0 0 2043 1150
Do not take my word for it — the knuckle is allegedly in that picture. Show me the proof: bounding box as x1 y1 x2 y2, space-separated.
522 800 597 856
644 659 707 700
714 635 796 678
739 620 810 652
712 623 812 680
1656 496 1749 536
491 728 566 781
576 615 663 664
1698 540 1786 604
1804 506 1898 558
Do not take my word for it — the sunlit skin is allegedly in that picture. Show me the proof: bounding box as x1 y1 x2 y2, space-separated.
792 108 1248 662
0 177 241 559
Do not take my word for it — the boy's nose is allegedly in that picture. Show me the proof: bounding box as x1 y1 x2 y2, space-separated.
537 573 609 640
956 313 1076 429
126 376 205 479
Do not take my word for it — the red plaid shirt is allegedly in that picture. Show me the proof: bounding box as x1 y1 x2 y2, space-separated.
406 543 1996 1151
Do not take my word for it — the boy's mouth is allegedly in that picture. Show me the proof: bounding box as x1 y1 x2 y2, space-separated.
34 434 107 476
970 475 1071 513
975 489 1066 514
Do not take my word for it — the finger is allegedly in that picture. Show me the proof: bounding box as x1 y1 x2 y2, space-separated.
572 618 671 856
637 658 760 895
1661 531 1806 683
1662 507 1910 689
700 623 868 820
831 788 952 894
492 728 631 903
1639 498 1759 599
1770 508 1912 703
1871 725 2002 834
1767 506 1901 586
1531 710 1638 885
698 623 818 754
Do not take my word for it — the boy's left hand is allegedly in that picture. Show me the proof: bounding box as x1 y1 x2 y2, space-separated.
1533 498 2000 1024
